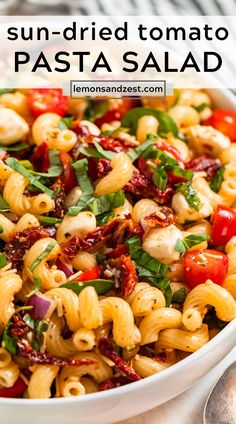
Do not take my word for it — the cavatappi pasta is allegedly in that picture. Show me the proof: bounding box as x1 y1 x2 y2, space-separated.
0 89 235 399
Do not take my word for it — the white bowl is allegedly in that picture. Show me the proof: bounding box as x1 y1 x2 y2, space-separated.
1 88 236 424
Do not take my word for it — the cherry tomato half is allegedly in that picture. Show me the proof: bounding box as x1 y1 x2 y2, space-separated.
211 205 236 246
28 89 67 117
0 377 27 398
59 152 77 194
184 249 228 289
204 109 236 141
70 265 100 282
94 99 138 126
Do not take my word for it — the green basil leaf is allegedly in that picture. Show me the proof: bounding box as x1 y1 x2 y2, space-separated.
0 194 10 212
67 159 94 216
192 103 208 113
39 216 62 225
96 212 115 225
58 116 74 130
0 89 14 95
84 100 109 122
78 142 115 160
126 236 168 277
0 142 29 152
32 320 48 352
121 107 178 137
29 241 57 273
176 182 201 211
61 279 114 295
2 325 17 355
172 288 187 304
210 166 225 193
6 158 55 198
26 276 41 298
96 254 106 264
175 233 209 253
127 139 154 162
0 225 4 234
153 165 168 190
19 160 33 170
88 190 125 216
23 313 35 329
167 166 193 182
0 253 7 268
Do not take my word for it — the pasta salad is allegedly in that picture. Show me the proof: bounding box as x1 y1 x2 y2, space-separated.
0 88 235 399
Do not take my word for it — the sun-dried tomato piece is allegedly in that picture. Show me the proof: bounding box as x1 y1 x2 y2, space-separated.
108 219 143 248
106 244 129 259
124 170 174 204
185 155 221 180
17 340 96 367
99 376 132 391
6 226 50 271
50 179 65 218
108 254 138 297
30 142 50 172
98 338 141 381
144 207 175 228
9 314 29 338
62 218 140 259
154 140 184 164
97 159 112 178
71 120 91 137
59 152 77 194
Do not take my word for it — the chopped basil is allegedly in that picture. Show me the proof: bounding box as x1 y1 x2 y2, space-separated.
0 142 29 151
29 241 57 273
0 89 14 95
88 190 125 216
153 165 168 190
121 107 178 137
125 236 170 303
2 322 17 355
172 288 187 304
0 253 7 268
127 139 154 162
22 314 48 352
58 116 74 130
39 216 62 225
175 233 209 253
96 253 106 264
192 103 208 113
176 182 201 211
2 306 33 355
126 236 168 277
29 150 62 178
84 100 109 122
19 160 33 170
96 212 115 225
26 276 41 298
79 141 115 160
6 158 55 198
0 194 10 212
210 166 225 193
167 166 193 181
67 158 94 216
61 279 114 295
0 225 3 234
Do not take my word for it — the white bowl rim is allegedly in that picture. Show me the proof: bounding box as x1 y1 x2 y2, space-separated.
1 315 236 406
0 87 236 407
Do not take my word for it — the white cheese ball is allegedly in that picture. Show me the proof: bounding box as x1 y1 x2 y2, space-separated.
186 125 230 157
172 192 213 224
0 107 29 145
142 224 183 265
56 212 96 243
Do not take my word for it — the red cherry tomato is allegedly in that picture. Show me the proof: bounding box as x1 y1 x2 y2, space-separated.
94 99 138 126
211 205 236 246
28 89 67 117
204 109 236 141
184 249 228 289
70 265 100 282
59 152 77 194
0 377 27 398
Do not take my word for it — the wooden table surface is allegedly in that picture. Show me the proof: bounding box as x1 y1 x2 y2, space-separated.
119 347 236 424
